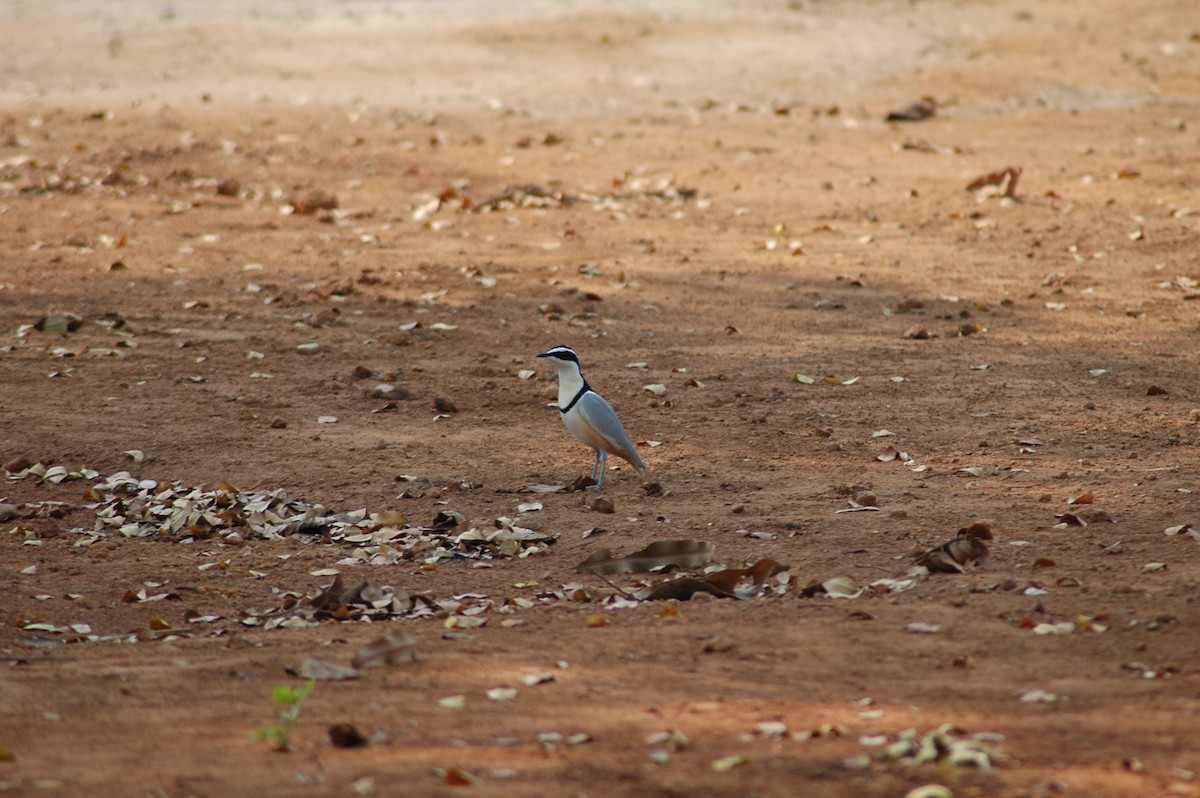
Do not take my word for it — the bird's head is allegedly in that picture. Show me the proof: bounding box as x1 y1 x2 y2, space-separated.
536 345 581 370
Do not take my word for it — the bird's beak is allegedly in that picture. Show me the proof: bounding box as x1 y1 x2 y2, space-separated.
536 351 550 359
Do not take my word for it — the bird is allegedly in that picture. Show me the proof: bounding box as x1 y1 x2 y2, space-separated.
536 345 647 489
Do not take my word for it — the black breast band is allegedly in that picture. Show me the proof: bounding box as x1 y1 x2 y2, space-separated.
560 381 591 414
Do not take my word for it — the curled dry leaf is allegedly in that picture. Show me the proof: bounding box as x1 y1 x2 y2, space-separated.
907 622 941 634
34 313 85 335
487 687 518 702
588 496 615 514
885 97 938 122
905 786 954 798
352 630 419 669
643 577 736 601
576 540 715 575
294 658 360 681
798 575 863 599
755 721 788 740
1165 524 1199 541
967 166 1022 198
1019 689 1059 703
912 522 992 574
443 768 480 787
702 559 789 593
1055 506 1114 527
711 755 746 772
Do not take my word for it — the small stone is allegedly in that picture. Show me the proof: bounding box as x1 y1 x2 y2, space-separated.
854 491 878 507
0 503 19 522
269 417 288 429
588 497 615 514
292 190 338 215
434 394 458 413
352 365 374 380
902 326 931 340
216 178 241 197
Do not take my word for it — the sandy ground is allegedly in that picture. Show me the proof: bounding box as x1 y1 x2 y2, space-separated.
2 1 1200 796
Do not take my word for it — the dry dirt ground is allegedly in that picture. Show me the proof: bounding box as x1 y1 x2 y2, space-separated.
2 1 1200 796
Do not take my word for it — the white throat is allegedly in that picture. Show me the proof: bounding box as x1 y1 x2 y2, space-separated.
550 360 587 408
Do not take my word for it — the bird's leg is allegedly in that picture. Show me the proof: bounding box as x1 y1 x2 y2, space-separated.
586 450 608 490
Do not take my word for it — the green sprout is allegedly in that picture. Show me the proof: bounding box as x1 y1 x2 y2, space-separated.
254 679 316 752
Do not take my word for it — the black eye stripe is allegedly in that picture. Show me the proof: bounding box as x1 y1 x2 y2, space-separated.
538 346 579 364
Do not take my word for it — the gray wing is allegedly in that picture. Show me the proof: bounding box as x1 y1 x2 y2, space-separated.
577 392 647 473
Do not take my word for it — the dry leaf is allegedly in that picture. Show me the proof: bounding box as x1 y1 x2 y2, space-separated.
487 687 518 702
295 657 360 681
912 522 992 573
352 631 419 668
1165 524 1199 541
443 768 480 786
798 575 863 599
967 166 1022 198
885 97 937 122
702 559 789 593
575 540 715 575
711 754 746 772
643 577 735 601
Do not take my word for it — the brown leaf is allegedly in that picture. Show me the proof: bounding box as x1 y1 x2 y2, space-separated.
575 540 716 575
798 575 862 599
3 456 34 473
913 524 992 573
1057 505 1114 527
588 496 615 514
291 190 338 215
702 559 789 593
444 768 480 786
885 97 938 122
644 577 736 601
966 166 1022 198
352 630 420 669
569 475 598 492
309 574 345 611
